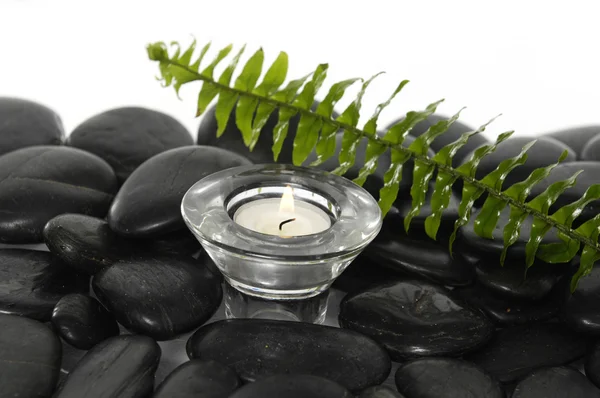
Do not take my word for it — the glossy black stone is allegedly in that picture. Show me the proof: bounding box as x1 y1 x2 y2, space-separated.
395 358 504 398
93 256 222 340
384 113 482 166
338 281 494 360
359 386 406 398
564 265 600 334
0 249 89 321
0 314 62 398
512 367 600 398
187 319 391 392
454 283 560 325
0 97 64 156
465 323 589 383
108 145 251 238
462 136 576 188
332 254 403 294
154 359 241 398
585 341 600 388
582 134 600 161
475 257 566 300
527 161 600 226
43 214 201 274
55 335 161 398
68 107 193 184
546 125 600 158
364 227 474 287
0 146 117 243
51 293 119 350
228 374 353 398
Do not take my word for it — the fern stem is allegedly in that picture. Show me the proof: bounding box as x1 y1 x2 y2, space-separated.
164 59 600 255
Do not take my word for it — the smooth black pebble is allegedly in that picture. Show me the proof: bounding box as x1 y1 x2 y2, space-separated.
0 97 64 155
51 293 119 350
154 359 241 398
585 341 600 388
55 335 160 398
186 319 391 392
68 107 193 183
93 256 222 340
359 386 406 398
229 374 352 398
546 125 600 157
394 358 504 398
338 280 494 360
582 134 600 161
0 314 62 398
0 146 117 243
564 265 600 334
512 367 600 398
465 322 589 383
108 145 251 238
332 254 403 294
0 249 88 321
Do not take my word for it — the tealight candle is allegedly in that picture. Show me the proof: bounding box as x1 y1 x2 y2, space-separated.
234 185 331 237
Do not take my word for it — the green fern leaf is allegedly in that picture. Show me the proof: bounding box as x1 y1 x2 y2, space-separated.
233 49 265 146
571 215 600 291
210 46 247 133
190 42 211 70
196 44 236 117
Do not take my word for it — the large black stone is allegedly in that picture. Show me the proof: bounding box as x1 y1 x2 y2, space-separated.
154 359 241 398
563 265 600 334
68 107 193 184
546 125 600 158
394 358 504 398
93 256 222 340
465 323 589 383
0 249 88 321
364 227 474 287
228 374 353 398
43 214 200 274
51 293 119 350
461 136 576 188
582 134 600 161
0 314 62 398
384 113 482 166
0 97 64 156
512 367 600 398
55 335 160 398
332 254 403 294
359 386 406 398
338 280 494 360
0 146 117 243
108 145 251 238
585 341 600 388
187 319 391 392
454 283 561 326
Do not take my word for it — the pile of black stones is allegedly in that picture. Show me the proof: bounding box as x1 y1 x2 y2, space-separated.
1 96 600 397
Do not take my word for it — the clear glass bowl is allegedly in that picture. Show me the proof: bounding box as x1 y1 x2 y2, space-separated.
181 164 382 300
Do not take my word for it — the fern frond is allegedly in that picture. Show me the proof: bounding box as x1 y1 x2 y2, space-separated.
147 40 600 291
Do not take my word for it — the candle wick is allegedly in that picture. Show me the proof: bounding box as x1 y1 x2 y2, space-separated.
279 218 296 231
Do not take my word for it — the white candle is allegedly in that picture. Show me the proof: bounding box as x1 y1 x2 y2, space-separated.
233 186 331 237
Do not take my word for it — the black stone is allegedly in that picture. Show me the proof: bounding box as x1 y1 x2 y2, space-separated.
228 374 353 398
454 283 561 326
585 341 600 388
0 314 62 398
465 323 589 383
43 214 201 274
108 145 251 238
527 161 600 226
0 249 89 321
93 256 222 340
582 134 600 162
364 226 474 287
395 358 504 398
475 257 566 300
462 136 576 188
187 319 391 392
512 367 600 398
384 113 484 166
0 146 117 243
51 293 119 350
359 386 406 398
546 125 600 158
68 107 193 183
333 254 403 294
154 359 241 398
0 97 64 156
338 280 494 360
563 265 600 334
55 335 161 398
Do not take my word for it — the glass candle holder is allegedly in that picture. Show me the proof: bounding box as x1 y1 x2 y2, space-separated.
181 164 382 300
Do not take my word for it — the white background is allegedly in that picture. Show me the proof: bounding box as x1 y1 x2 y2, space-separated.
1 0 599 141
